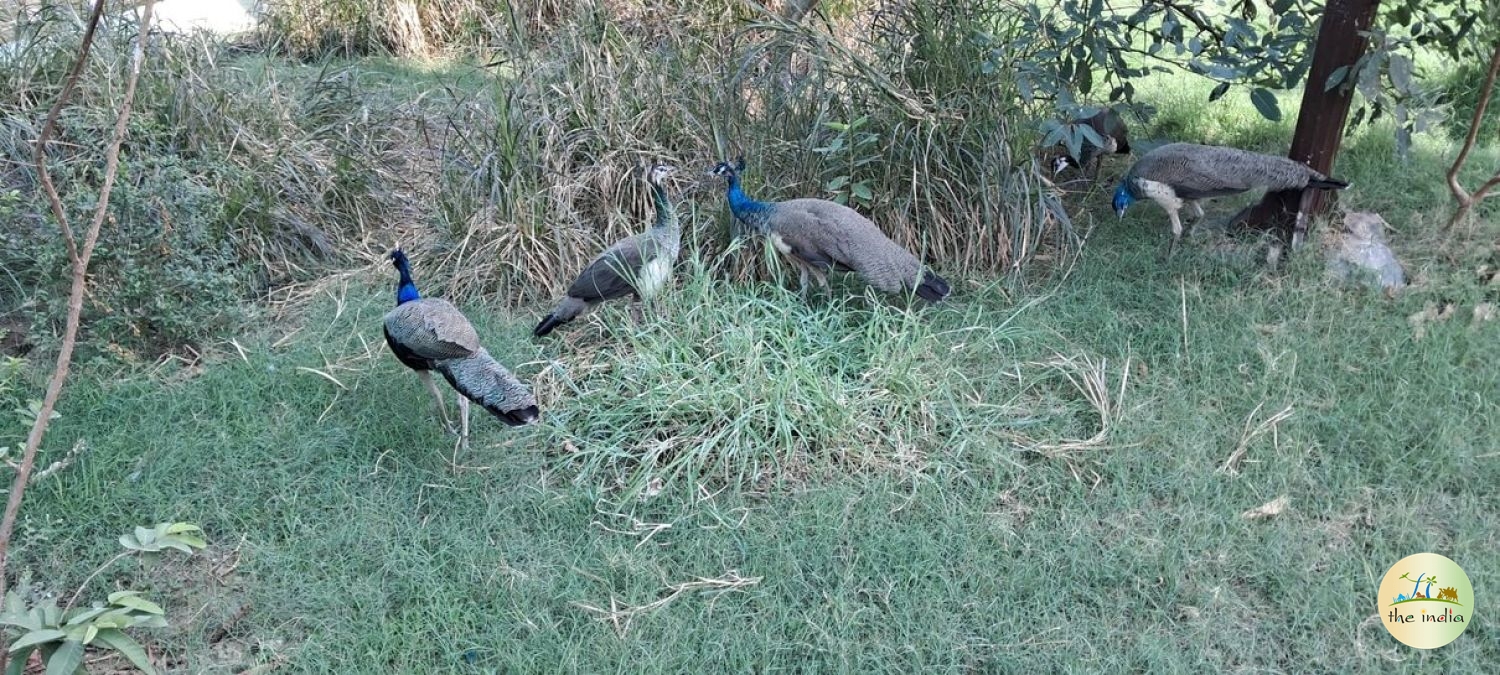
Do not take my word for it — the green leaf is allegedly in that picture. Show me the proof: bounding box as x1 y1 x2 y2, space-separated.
3 591 26 618
162 523 202 536
1389 54 1413 94
110 594 163 616
91 608 135 629
1324 65 1350 92
134 615 169 629
1040 124 1065 148
1249 88 1282 121
44 640 83 675
851 182 874 202
81 626 97 646
5 644 34 675
824 175 849 191
92 630 156 675
1077 125 1106 150
9 629 66 652
0 608 42 632
106 591 142 603
63 607 108 627
1208 81 1231 102
39 604 60 628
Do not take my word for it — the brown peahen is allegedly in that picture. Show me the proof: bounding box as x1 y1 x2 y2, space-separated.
534 163 681 337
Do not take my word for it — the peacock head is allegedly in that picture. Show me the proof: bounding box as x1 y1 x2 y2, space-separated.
1111 182 1135 218
1051 154 1080 176
389 246 420 304
646 163 677 186
710 156 745 183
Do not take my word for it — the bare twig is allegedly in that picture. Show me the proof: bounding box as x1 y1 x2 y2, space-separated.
1159 1 1227 43
1179 278 1190 355
0 4 157 667
62 550 134 615
1446 43 1500 229
1220 402 1295 476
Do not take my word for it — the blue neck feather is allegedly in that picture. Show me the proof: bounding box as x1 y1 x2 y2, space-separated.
395 259 421 305
725 175 772 230
1111 181 1137 214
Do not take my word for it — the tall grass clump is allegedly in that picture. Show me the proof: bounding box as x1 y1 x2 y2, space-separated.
258 0 489 58
5 0 1071 357
532 250 1031 494
417 0 1071 305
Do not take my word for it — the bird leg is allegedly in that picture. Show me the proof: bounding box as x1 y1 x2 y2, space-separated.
1165 207 1185 258
796 265 810 299
451 394 471 462
418 371 456 434
1183 200 1206 239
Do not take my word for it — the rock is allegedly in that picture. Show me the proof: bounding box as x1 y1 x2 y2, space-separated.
1324 211 1407 292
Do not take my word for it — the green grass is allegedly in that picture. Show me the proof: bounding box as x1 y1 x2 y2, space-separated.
11 207 1498 671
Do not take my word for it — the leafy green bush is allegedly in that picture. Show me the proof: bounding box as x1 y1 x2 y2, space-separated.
1 523 206 675
1 16 401 357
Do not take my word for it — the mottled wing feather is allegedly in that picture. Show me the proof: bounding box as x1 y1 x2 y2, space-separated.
1137 144 1320 200
383 299 480 360
768 200 921 293
769 201 875 270
567 236 658 302
1160 153 1259 197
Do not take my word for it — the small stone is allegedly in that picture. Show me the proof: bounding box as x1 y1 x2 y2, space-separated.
1324 212 1406 291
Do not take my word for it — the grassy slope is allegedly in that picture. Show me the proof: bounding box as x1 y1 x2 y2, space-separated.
11 67 1500 672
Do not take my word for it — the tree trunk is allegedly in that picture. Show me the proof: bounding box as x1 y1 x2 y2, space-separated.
1244 0 1381 255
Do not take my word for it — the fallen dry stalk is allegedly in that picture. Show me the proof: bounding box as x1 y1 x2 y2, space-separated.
1241 495 1291 520
573 570 762 636
0 6 157 667
1030 352 1132 456
1220 402 1295 476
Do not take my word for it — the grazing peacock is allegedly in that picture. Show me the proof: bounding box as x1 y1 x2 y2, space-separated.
1051 108 1131 178
533 163 681 337
710 157 950 303
383 248 539 450
1112 142 1350 255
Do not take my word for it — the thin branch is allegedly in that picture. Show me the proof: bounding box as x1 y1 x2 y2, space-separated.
1158 1 1227 43
1470 171 1500 203
0 5 157 669
62 550 134 615
31 0 109 267
1446 42 1500 208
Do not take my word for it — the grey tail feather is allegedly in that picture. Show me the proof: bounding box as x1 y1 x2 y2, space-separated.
438 353 539 427
915 270 951 303
533 296 587 337
533 313 569 337
1308 177 1350 190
